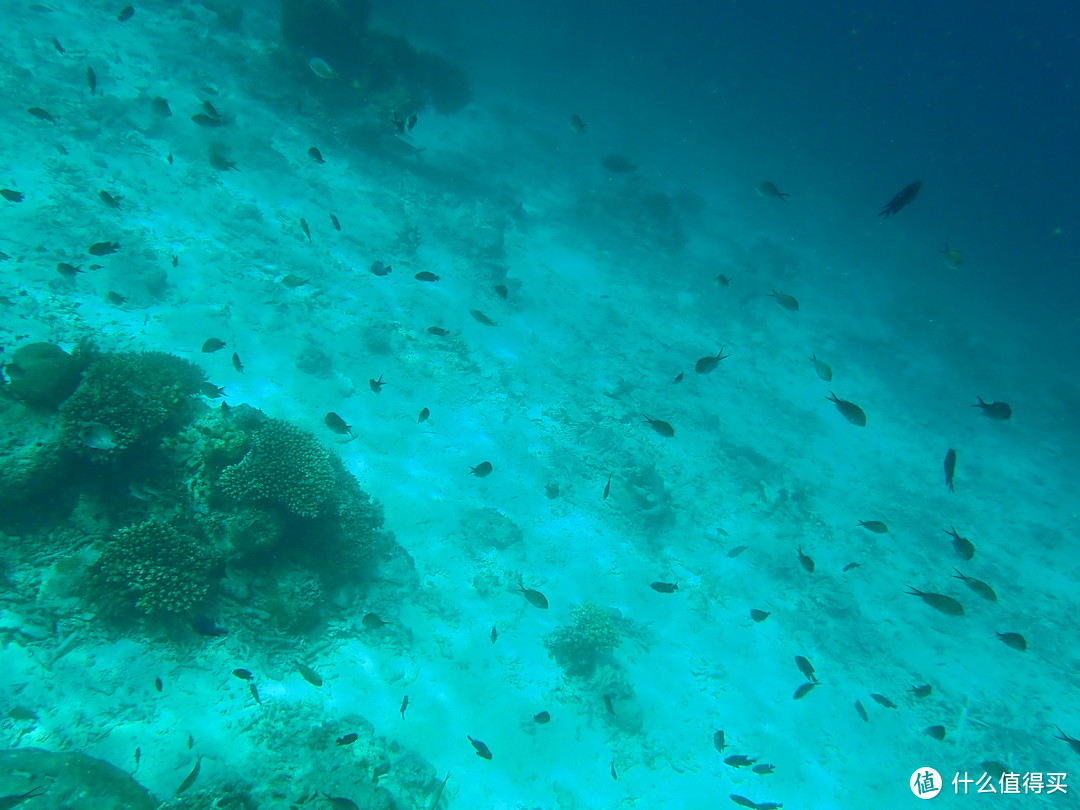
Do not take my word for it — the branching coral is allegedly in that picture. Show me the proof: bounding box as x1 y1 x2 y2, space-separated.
94 519 213 614
545 601 623 677
218 418 336 518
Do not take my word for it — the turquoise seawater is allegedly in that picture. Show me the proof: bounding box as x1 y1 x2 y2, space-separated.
1 1 1078 809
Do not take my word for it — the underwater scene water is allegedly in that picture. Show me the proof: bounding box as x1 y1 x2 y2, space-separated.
1 0 1078 808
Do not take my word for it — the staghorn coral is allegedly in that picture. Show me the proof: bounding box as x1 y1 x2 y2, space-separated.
58 350 205 458
94 519 213 615
218 418 336 518
545 601 623 677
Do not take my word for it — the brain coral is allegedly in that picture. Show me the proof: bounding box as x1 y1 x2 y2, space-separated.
218 418 336 517
95 519 212 614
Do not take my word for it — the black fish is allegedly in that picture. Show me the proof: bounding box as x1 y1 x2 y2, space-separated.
858 520 888 534
418 407 430 423
545 482 560 498
300 217 311 242
996 632 1026 651
27 107 55 123
370 261 392 276
972 397 1011 420
325 412 354 438
362 613 388 629
724 755 757 768
870 693 897 709
336 733 358 746
99 190 122 208
1 189 25 203
610 758 617 781
470 309 497 326
490 624 497 643
643 415 675 437
369 375 385 393
494 284 508 299
796 546 814 573
793 681 817 699
952 568 996 601
534 711 550 724
906 587 964 616
468 461 493 477
415 271 440 282
52 37 65 54
909 684 932 698
944 448 956 492
176 756 201 795
517 581 548 609
925 725 946 741
603 474 611 500
855 700 868 722
191 113 223 127
89 241 120 255
945 527 975 560
330 213 341 231
232 668 252 680
878 181 921 218
749 609 770 622
308 146 325 163
87 66 97 95
768 290 799 311
231 353 243 373
151 96 171 116
117 6 135 22
427 326 450 336
154 676 163 692
400 695 408 719
694 348 730 374
202 338 226 353
191 615 227 636
713 730 726 753
672 372 684 383
794 655 816 682
650 581 678 593
56 262 84 277
826 392 866 426
467 735 492 760
730 795 758 809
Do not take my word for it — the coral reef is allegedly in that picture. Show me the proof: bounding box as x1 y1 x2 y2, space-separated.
0 748 157 810
0 342 85 409
545 601 623 677
93 519 214 615
218 416 336 518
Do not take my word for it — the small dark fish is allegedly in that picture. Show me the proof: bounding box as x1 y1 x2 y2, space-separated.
796 546 815 573
879 180 921 218
117 5 134 22
768 289 799 311
569 114 586 134
470 309 497 325
727 545 748 558
415 271 440 282
0 787 46 807
281 274 308 288
202 337 226 353
752 763 775 775
230 352 243 373
870 693 897 709
517 581 548 609
650 581 678 593
601 154 637 173
134 746 141 772
330 213 341 231
756 181 789 200
925 725 946 741
300 217 311 242
944 448 957 492
191 615 227 636
809 353 832 381
468 461 493 477
610 758 617 781
973 397 1011 420
325 412 354 438
603 694 616 716
154 676 163 692
369 375 385 393
724 755 757 768
52 37 66 54
842 562 860 572
336 733 359 746
997 632 1027 651
57 262 84 277
308 146 325 163
362 613 388 629
467 735 492 760
826 392 866 426
87 66 97 95
909 684 932 698
794 655 816 682
793 681 817 700
192 113 223 127
713 730 726 753
534 711 550 724
494 284 508 299
199 382 226 399
1 189 25 203
945 527 975 560
906 587 964 616
172 254 178 267
545 482 560 498
7 707 37 721
643 415 675 437
151 96 171 116
321 793 359 810
232 668 252 680
603 474 611 500
407 113 417 130
370 261 392 276
99 190 122 208
952 568 996 601
295 660 323 687
672 372 684 383
749 609 770 622
418 407 430 423
250 683 261 705
490 624 497 644
89 241 120 255
715 274 730 286
1054 726 1080 755
400 695 409 719
427 326 450 336
855 700 869 722
27 106 55 123
176 756 201 796
858 520 888 534
694 348 730 374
